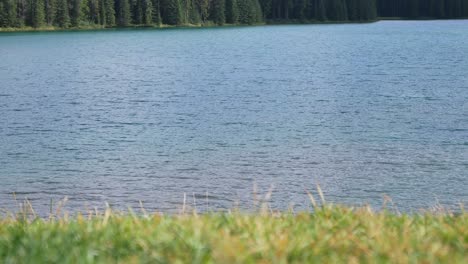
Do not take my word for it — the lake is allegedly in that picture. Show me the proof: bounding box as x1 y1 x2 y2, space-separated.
0 21 467 215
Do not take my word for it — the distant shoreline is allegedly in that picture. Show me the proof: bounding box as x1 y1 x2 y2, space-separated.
1 18 467 33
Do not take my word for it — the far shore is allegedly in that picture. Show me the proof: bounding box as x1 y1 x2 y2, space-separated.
1 18 467 33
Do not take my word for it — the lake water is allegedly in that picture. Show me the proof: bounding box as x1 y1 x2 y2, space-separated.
0 21 467 215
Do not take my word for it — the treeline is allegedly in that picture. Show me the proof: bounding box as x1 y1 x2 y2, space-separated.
0 0 467 29
0 0 264 28
0 0 379 28
0 0 261 27
377 0 468 18
262 0 377 21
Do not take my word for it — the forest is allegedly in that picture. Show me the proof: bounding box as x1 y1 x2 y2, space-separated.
0 0 468 29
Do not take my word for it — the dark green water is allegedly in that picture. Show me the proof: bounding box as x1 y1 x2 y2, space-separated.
0 21 467 214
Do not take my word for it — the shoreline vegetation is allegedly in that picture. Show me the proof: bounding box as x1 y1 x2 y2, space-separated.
1 195 466 263
1 0 468 33
1 17 467 33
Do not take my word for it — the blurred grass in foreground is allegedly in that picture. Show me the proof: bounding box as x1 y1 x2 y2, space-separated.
0 190 466 263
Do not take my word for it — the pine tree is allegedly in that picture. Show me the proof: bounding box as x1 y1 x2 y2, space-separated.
347 0 359 20
340 0 348 20
0 1 6 27
31 0 46 27
253 0 262 21
70 0 81 26
226 0 239 23
88 0 100 24
259 0 272 19
408 0 418 18
79 0 90 24
436 0 445 18
188 0 200 24
463 0 468 17
151 0 161 24
143 0 152 24
315 0 326 20
55 0 69 27
365 0 376 20
237 0 259 24
105 0 115 25
161 0 181 24
99 0 106 24
116 0 131 26
197 0 209 22
211 0 225 25
0 0 18 27
44 0 55 25
133 0 143 24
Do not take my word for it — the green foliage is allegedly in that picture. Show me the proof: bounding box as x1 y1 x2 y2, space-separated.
105 0 115 25
225 0 239 23
132 0 143 24
1 0 467 29
237 0 261 24
188 0 201 24
143 0 153 24
0 206 466 263
30 0 46 27
79 0 91 24
161 0 181 24
316 0 327 21
55 0 70 27
70 0 81 26
44 0 56 25
211 0 226 25
377 0 468 18
198 0 209 22
116 0 131 26
151 0 162 24
0 0 18 27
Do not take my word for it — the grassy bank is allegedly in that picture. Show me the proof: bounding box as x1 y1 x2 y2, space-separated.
0 23 248 33
0 20 383 33
0 204 466 263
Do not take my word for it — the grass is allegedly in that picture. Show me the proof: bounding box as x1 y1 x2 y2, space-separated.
0 191 466 264
0 23 250 33
0 19 381 33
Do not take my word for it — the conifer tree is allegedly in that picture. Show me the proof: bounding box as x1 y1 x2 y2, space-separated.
226 0 239 23
88 0 100 24
253 0 262 21
237 0 259 24
161 0 181 25
70 0 81 26
0 1 7 27
31 0 46 27
44 0 55 25
151 0 161 24
259 0 271 19
143 0 152 24
315 0 326 20
99 0 106 24
197 0 209 22
79 0 90 23
188 0 200 24
55 0 69 27
347 0 358 20
211 0 225 25
463 0 468 17
105 0 115 25
133 0 143 24
408 0 418 18
292 0 307 20
116 0 131 26
0 0 18 27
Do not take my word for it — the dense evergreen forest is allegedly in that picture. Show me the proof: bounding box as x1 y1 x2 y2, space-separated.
0 0 467 29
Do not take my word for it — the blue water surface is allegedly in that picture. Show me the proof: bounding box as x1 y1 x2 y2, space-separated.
0 20 467 215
